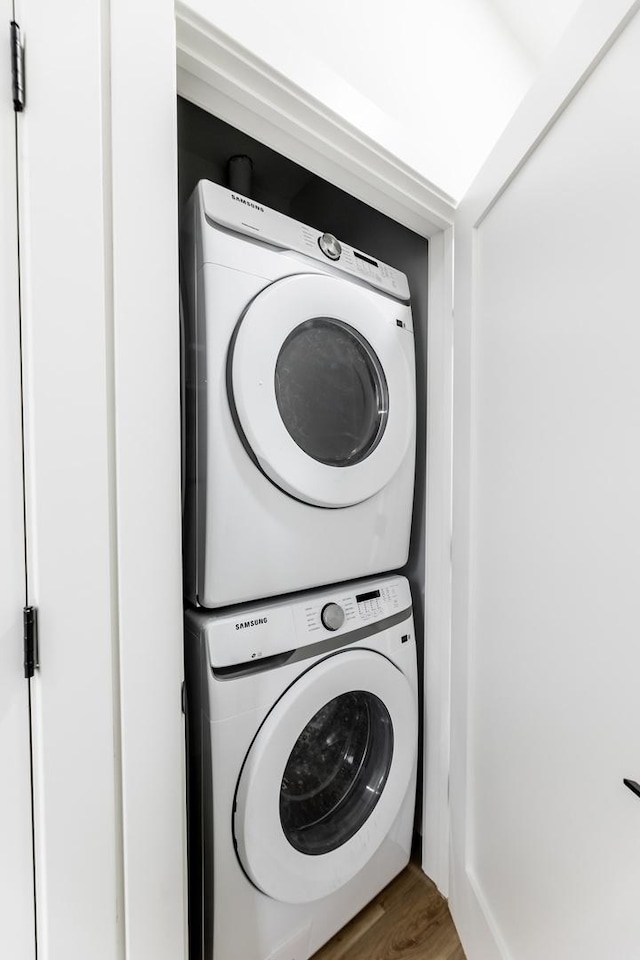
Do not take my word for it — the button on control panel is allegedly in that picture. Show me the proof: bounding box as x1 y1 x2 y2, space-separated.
301 579 403 635
318 232 342 261
320 602 345 632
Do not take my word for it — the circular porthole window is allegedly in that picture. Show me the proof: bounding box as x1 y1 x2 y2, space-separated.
233 648 417 903
274 318 389 468
280 691 393 856
229 273 415 506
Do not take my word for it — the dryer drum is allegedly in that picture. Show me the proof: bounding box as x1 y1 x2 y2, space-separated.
274 318 389 468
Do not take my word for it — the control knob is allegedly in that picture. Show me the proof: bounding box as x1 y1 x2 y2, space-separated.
318 233 342 261
321 602 345 632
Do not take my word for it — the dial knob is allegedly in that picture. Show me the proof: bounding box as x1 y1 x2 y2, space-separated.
321 602 345 632
318 233 342 261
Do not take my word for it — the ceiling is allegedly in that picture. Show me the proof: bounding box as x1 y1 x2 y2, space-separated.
487 0 583 65
202 0 585 201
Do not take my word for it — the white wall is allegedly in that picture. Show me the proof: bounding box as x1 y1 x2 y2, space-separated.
487 0 583 65
452 3 640 956
184 0 580 199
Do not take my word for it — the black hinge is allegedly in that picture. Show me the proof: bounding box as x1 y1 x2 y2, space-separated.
10 21 25 112
23 606 37 679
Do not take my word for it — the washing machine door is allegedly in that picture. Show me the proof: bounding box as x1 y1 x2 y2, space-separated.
234 648 417 904
229 273 414 507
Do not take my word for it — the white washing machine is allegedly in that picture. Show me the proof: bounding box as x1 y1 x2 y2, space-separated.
183 574 418 960
181 180 416 608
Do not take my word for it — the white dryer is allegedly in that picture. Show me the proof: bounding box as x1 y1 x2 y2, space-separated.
183 574 418 960
181 181 416 608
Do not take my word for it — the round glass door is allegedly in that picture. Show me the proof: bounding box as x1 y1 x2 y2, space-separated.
275 319 388 468
233 648 417 903
280 691 393 855
230 274 415 508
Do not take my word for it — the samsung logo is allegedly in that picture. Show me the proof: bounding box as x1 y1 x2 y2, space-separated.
231 194 264 213
235 617 268 631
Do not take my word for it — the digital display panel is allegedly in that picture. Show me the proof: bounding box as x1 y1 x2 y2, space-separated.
356 589 381 603
354 250 379 268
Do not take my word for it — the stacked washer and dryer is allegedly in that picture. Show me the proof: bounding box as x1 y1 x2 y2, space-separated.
181 179 419 960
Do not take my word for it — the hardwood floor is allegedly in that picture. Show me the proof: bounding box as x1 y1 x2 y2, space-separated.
312 862 466 960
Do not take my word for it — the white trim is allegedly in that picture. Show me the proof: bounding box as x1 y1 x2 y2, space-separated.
421 226 454 896
450 1 640 955
109 1 187 958
179 64 453 240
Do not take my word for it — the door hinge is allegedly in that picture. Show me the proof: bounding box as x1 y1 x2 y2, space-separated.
23 606 38 679
10 21 25 112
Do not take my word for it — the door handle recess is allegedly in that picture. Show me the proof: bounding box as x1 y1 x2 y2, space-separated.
623 779 640 800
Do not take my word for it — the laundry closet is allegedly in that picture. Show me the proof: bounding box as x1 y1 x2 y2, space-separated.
5 3 640 960
177 97 431 960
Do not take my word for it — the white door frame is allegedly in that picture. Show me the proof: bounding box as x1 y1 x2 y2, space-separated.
451 0 640 954
0 4 35 956
176 0 456 894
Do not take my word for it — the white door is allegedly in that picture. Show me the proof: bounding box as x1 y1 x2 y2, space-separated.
0 9 36 959
234 649 417 903
230 273 415 507
451 2 640 958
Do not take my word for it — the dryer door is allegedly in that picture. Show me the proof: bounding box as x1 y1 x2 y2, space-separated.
234 648 417 903
229 274 415 507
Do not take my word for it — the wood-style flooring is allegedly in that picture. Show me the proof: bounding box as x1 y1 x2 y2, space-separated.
311 862 466 960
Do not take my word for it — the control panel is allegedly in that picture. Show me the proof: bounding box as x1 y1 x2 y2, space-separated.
199 180 411 302
299 578 405 636
204 575 411 669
